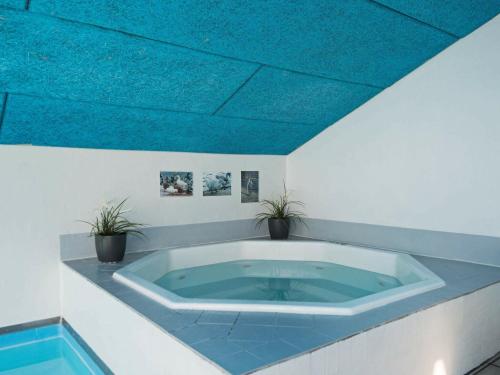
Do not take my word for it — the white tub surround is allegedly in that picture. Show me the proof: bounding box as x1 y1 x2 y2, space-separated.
113 240 444 315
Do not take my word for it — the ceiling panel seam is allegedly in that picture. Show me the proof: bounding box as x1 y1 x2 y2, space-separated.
0 93 9 131
0 93 322 154
368 0 461 39
2 91 315 128
1 91 211 117
23 7 388 89
211 65 264 115
1 90 359 129
214 113 316 127
267 66 385 90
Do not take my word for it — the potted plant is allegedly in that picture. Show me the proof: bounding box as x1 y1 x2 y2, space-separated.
80 198 144 263
256 184 305 239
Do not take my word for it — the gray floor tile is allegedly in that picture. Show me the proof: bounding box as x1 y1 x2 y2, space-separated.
198 311 239 325
64 247 500 375
247 340 302 362
237 312 276 326
214 350 267 375
477 365 500 375
194 338 243 361
276 313 314 327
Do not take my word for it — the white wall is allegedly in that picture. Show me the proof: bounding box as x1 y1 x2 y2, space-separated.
0 145 285 327
287 16 500 238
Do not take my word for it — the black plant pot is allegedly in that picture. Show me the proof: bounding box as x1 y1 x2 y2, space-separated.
94 233 127 263
268 218 290 240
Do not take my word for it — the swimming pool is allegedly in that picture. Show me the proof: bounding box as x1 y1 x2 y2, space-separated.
113 240 445 315
0 323 106 374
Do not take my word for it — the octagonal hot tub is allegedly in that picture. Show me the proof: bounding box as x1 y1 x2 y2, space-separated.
113 240 444 315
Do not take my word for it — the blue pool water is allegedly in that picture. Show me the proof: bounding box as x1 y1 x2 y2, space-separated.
155 259 403 303
0 324 105 374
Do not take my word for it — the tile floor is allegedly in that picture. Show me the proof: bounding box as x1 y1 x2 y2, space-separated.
470 355 500 374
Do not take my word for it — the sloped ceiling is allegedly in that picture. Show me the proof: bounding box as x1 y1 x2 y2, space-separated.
0 1 499 154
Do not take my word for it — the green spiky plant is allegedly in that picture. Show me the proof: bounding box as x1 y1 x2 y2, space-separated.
80 198 144 237
255 183 305 227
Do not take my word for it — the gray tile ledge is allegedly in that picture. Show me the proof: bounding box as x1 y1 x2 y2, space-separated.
291 218 500 267
60 218 268 261
63 248 500 375
0 316 61 335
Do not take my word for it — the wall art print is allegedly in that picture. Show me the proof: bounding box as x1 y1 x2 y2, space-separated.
160 171 193 197
241 171 259 203
203 172 232 196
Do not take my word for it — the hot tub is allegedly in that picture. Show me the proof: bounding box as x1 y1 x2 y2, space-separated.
113 240 445 315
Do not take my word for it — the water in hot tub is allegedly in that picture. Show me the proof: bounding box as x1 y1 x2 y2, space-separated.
154 260 402 303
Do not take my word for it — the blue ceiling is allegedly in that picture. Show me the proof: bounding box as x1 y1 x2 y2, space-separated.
0 1 499 154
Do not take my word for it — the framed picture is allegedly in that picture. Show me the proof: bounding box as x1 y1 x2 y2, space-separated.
203 172 232 196
160 171 193 197
241 171 259 203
